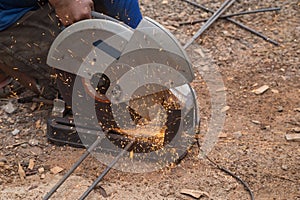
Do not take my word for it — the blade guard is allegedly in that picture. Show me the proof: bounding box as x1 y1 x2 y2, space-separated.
47 17 195 103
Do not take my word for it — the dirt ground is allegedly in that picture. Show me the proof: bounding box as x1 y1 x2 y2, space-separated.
0 0 299 199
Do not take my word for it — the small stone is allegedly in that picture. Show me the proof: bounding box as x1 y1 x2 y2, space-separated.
12 129 20 136
0 162 5 167
277 106 283 112
233 131 242 139
271 89 279 94
40 174 46 179
281 165 288 171
162 0 168 4
0 157 7 163
38 167 45 174
20 143 28 148
294 108 300 112
28 139 39 146
2 101 17 114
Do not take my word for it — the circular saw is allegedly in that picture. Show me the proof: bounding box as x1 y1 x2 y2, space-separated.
47 13 199 164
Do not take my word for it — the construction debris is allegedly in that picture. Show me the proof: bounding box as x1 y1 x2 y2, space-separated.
285 134 300 142
180 189 210 199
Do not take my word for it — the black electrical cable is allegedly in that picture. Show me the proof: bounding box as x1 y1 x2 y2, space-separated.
196 138 255 200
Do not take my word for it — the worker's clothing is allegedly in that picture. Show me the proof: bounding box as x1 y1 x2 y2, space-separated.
0 0 142 98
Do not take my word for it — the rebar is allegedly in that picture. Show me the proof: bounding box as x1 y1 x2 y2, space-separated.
43 136 104 200
179 7 281 26
79 141 134 200
183 0 237 49
181 0 279 46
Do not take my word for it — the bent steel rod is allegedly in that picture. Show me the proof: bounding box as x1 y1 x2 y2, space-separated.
79 141 135 200
43 136 104 200
181 0 279 46
179 7 281 25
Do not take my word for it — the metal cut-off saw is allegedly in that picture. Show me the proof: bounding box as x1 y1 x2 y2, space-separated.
46 12 199 164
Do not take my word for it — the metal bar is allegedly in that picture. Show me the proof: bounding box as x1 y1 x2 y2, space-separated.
183 0 236 49
179 7 281 25
79 141 134 200
181 0 279 46
43 136 103 200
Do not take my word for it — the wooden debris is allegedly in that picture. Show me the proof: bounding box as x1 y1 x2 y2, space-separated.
252 85 269 95
28 159 35 170
130 151 134 159
18 163 26 180
50 166 64 175
180 189 209 199
35 119 41 129
285 134 300 142
5 141 27 149
251 120 261 125
30 102 38 111
221 106 230 113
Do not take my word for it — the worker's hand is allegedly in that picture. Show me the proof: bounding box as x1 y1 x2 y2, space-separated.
49 0 94 26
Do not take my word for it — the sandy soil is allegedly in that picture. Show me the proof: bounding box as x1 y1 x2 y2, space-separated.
0 0 299 199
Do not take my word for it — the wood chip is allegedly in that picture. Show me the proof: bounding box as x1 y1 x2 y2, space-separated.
30 102 38 111
28 159 35 170
251 120 261 125
18 163 26 180
50 166 64 175
35 119 41 129
285 134 300 142
252 85 269 95
180 189 209 199
130 151 134 159
221 106 230 113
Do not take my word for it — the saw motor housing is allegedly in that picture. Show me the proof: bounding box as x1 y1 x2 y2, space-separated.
47 14 198 157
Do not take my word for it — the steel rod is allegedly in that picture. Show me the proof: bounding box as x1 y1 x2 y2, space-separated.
79 141 134 200
181 0 279 46
179 7 281 25
43 136 103 200
183 0 236 49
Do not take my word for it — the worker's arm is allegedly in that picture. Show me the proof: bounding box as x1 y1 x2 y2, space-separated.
49 0 94 26
49 0 142 28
